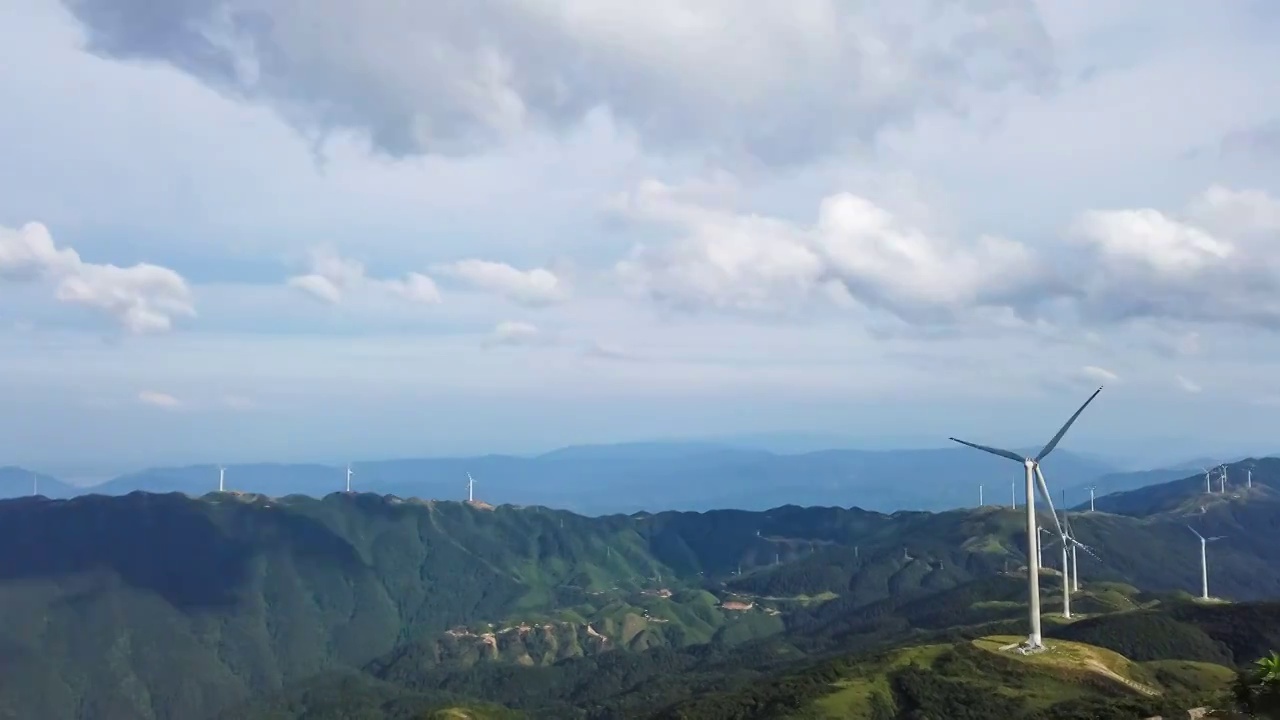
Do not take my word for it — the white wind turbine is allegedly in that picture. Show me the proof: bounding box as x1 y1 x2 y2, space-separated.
1186 526 1225 600
345 464 353 493
1218 465 1228 493
979 483 984 506
218 465 226 493
1247 465 1254 490
950 386 1103 650
1088 485 1097 513
32 473 38 497
467 472 476 502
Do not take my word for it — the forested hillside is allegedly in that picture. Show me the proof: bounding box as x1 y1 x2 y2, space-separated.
0 481 1277 719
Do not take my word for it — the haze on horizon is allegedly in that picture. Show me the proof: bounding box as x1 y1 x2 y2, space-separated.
3 1 1280 472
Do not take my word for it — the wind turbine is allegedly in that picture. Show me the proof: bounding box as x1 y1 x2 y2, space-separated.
1202 467 1213 494
980 483 984 506
466 472 476 502
345 464 353 493
1218 465 1228 494
1187 526 1225 600
1011 480 1017 509
32 473 38 497
950 386 1102 650
1247 466 1254 489
1088 485 1096 513
218 465 226 493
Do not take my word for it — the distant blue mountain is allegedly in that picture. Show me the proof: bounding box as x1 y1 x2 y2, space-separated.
0 466 78 500
53 442 1121 515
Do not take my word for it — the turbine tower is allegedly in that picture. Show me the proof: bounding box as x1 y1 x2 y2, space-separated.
1247 467 1253 489
979 484 984 506
1088 485 1096 512
32 473 38 497
1218 465 1228 494
345 464 353 493
218 465 226 493
950 386 1102 651
466 472 476 502
1187 526 1225 600
1202 467 1212 494
1011 480 1017 509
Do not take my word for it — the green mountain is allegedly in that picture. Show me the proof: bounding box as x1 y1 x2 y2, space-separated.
1087 457 1280 517
0 475 1277 719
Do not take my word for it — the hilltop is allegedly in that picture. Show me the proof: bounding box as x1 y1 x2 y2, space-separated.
0 479 1277 719
1084 457 1280 517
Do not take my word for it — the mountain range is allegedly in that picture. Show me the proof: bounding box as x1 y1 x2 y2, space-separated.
1 458 1278 718
6 442 1260 514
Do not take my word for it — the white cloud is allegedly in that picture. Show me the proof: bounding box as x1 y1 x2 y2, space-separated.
486 320 546 347
137 390 181 409
0 222 194 334
1077 365 1119 384
1175 374 1203 394
435 260 567 306
613 178 1040 323
59 0 1056 164
287 247 441 306
1066 186 1280 327
614 181 1280 332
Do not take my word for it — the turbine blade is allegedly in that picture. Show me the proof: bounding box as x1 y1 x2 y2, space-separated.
1069 538 1103 562
1034 464 1067 539
1186 525 1204 540
1208 536 1226 542
1035 386 1103 462
948 437 1025 463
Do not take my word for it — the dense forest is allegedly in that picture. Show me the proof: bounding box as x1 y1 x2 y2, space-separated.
0 462 1278 718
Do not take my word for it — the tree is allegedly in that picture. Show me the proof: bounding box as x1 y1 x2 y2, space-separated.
1234 651 1280 719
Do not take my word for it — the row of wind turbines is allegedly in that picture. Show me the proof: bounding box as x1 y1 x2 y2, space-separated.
1202 464 1253 494
951 386 1232 653
211 464 481 502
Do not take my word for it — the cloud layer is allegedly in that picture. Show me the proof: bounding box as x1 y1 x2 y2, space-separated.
3 1 1279 467
60 0 1055 164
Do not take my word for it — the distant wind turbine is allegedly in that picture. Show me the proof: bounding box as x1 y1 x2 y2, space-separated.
1247 466 1254 489
467 472 476 502
1187 526 1225 600
1202 467 1213 494
345 464 353 493
32 473 38 497
218 465 226 493
979 483 984 507
950 386 1103 650
1088 486 1096 513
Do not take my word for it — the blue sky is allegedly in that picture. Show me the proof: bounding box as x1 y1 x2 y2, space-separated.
3 0 1280 474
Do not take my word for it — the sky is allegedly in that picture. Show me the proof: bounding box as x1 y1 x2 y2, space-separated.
2 0 1280 474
